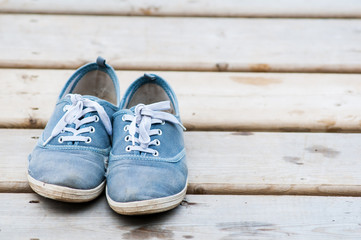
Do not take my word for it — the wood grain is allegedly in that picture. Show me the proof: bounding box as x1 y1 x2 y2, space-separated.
1 0 361 18
2 193 361 239
2 69 361 132
3 129 361 196
1 15 361 73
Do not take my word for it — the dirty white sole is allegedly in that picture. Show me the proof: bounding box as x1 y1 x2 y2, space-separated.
106 183 187 215
27 174 105 203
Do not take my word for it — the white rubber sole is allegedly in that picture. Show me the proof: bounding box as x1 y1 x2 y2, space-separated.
106 183 187 215
27 174 105 203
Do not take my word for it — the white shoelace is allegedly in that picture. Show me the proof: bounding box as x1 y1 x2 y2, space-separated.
43 94 112 146
123 101 185 156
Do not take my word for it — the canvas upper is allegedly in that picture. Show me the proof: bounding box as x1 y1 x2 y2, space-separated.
107 73 188 203
28 57 120 190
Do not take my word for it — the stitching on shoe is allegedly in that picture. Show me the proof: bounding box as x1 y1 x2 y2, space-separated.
37 144 111 156
109 148 185 163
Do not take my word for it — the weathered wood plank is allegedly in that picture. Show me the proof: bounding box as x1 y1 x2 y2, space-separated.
2 193 361 239
2 69 361 132
1 0 361 18
1 14 361 73
3 129 361 196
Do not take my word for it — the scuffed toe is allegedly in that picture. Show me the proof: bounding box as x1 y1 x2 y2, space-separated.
29 148 106 190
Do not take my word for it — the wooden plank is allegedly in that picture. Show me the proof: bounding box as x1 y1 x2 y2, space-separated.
1 15 361 73
2 69 361 132
1 0 361 18
2 193 361 239
3 129 361 196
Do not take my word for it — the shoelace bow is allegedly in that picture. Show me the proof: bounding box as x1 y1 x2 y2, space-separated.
123 101 185 155
43 94 112 146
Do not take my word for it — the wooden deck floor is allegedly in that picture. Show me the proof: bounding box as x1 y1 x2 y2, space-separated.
1 1 361 239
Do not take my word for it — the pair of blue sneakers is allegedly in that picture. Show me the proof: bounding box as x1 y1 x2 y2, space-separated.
27 57 188 215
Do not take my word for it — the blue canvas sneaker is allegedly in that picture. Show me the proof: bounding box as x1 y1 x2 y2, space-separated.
106 74 187 215
27 57 120 202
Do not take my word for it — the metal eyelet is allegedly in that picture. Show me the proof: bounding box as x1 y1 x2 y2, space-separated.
157 129 162 135
62 106 68 112
125 146 131 152
94 115 99 122
124 135 131 142
155 139 160 146
58 137 64 143
124 125 129 131
60 129 65 133
122 115 126 121
161 121 165 125
90 126 95 133
86 137 92 143
153 151 159 157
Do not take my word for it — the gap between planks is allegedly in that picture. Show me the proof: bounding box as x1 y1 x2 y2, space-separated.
1 0 361 18
3 129 361 196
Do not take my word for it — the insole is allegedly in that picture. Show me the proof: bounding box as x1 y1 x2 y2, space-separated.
71 70 117 105
126 83 175 114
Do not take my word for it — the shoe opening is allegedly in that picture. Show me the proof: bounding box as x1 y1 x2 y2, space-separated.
68 70 117 105
126 83 175 114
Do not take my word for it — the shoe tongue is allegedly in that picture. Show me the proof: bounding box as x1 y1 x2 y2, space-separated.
128 102 172 114
64 94 111 114
63 94 101 102
82 95 101 102
129 106 136 113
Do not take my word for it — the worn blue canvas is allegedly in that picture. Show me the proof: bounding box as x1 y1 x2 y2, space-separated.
27 57 120 202
106 73 188 215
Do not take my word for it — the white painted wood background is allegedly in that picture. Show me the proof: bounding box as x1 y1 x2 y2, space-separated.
2 194 361 239
1 1 361 239
0 15 361 72
3 129 361 196
2 69 361 131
